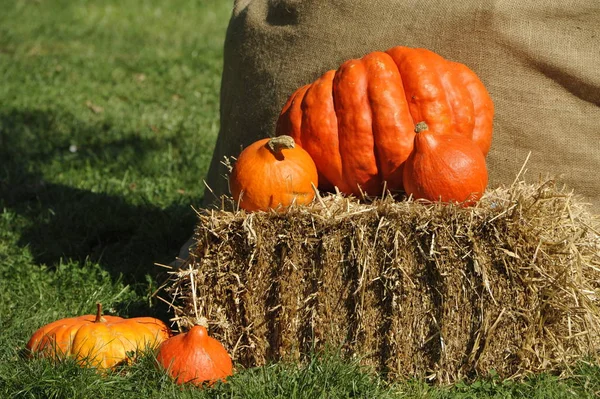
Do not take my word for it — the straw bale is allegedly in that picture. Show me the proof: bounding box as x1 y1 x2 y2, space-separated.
163 180 600 383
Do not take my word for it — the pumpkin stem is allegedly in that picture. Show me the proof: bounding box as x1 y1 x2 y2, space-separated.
94 303 107 323
267 135 296 155
414 121 429 133
188 325 209 342
195 316 209 329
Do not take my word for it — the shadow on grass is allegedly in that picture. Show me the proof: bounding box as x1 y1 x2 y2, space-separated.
0 108 200 317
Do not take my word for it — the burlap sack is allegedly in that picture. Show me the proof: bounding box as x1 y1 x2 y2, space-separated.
203 0 600 211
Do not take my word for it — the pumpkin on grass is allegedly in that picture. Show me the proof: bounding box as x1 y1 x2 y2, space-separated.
403 122 488 205
156 325 233 386
229 135 318 212
26 303 171 370
276 45 494 196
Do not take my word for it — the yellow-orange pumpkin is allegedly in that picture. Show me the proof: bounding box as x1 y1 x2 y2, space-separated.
26 303 171 369
229 135 318 212
156 325 233 386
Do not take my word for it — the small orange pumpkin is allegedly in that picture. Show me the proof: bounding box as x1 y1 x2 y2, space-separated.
26 303 171 369
402 122 488 205
229 135 318 212
156 325 233 386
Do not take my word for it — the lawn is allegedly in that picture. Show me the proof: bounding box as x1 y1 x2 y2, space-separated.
1 1 599 397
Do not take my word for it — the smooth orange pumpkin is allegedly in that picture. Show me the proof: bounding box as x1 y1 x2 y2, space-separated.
156 325 233 386
26 303 172 369
403 122 488 205
229 135 318 211
276 46 494 196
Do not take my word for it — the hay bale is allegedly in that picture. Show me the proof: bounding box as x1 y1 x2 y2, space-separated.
163 180 600 384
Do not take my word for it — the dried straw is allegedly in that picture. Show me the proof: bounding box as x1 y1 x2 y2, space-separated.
161 179 600 384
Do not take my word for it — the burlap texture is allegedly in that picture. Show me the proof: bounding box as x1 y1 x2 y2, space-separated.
204 0 600 209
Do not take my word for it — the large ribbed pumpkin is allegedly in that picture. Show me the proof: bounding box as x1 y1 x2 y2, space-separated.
276 46 494 196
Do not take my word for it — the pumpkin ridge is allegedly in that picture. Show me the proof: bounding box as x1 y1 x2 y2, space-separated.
40 323 81 356
294 71 342 191
320 70 346 192
436 60 475 138
362 57 383 195
290 85 309 149
387 47 453 135
318 70 343 190
450 62 494 155
70 322 111 366
334 57 380 196
363 52 388 192
93 333 127 369
26 315 89 353
364 51 415 192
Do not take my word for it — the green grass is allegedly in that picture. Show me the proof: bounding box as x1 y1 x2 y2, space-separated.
1 1 599 397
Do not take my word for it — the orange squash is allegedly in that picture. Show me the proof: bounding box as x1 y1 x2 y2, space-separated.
26 303 171 369
156 325 233 386
276 46 494 196
402 122 488 205
229 135 318 211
